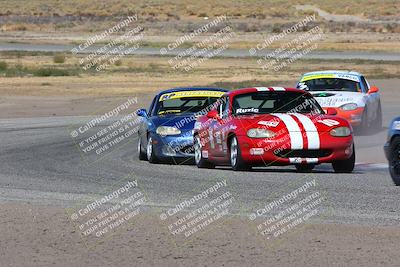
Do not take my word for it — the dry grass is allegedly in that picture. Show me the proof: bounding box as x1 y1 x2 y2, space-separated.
0 0 398 19
0 52 399 97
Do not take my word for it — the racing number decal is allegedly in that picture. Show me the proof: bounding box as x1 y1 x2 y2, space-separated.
318 119 340 127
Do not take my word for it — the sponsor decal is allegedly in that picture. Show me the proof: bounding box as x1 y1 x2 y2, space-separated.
336 74 360 82
271 87 286 91
316 97 355 107
318 119 340 127
159 91 225 101
236 108 259 114
255 87 287 91
300 73 360 82
256 87 270 91
289 157 302 164
289 157 319 164
258 120 280 127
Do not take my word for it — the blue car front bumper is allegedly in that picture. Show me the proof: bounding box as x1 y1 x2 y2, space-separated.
151 130 194 159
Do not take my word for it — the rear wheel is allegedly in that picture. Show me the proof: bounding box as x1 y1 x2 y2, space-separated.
146 136 159 163
389 137 400 186
332 144 355 173
295 164 315 173
230 136 251 171
194 135 214 169
138 135 147 160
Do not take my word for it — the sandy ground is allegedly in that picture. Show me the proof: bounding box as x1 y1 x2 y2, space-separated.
0 78 397 119
1 202 400 267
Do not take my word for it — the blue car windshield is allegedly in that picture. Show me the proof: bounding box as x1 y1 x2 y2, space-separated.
155 96 220 115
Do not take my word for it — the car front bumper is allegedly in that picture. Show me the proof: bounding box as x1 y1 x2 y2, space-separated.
150 131 194 159
236 135 354 166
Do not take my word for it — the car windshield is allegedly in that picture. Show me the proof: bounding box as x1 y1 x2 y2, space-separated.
232 91 323 115
155 91 223 115
298 78 362 92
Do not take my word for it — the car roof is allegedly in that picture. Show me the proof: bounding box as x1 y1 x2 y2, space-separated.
225 87 310 97
157 87 228 95
301 70 362 77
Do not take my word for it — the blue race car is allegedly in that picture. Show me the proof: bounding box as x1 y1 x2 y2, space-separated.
136 87 227 164
384 117 400 185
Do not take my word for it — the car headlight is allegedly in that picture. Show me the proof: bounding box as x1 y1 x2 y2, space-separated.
330 127 351 137
156 126 181 136
340 103 358 111
393 121 400 130
247 128 276 138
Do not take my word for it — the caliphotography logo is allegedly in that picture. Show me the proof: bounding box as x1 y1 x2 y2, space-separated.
66 173 148 249
249 15 324 72
68 97 142 164
247 176 332 249
157 178 239 248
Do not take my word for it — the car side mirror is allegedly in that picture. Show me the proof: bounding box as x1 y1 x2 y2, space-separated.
326 108 337 115
136 108 148 117
206 110 219 120
368 86 379 94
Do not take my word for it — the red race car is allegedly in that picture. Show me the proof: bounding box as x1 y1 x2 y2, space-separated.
193 87 355 172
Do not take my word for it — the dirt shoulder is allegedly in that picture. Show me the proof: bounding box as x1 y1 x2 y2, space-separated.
0 78 397 119
1 201 399 267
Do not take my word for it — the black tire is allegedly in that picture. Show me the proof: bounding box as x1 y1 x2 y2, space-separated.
332 144 355 173
389 137 400 186
138 135 147 161
229 136 251 171
359 107 370 135
375 102 383 131
295 164 315 173
146 136 159 163
194 135 215 169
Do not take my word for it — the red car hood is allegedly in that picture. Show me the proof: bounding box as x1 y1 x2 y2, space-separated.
233 113 350 134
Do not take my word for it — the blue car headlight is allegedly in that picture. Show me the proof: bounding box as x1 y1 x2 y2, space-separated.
393 121 400 130
156 126 181 136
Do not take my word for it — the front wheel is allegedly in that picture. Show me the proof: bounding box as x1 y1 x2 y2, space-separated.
138 135 147 160
389 137 400 186
146 136 159 163
332 144 355 173
230 136 251 171
194 135 214 169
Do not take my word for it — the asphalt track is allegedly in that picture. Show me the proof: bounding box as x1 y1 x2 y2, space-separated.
1 42 400 61
0 102 398 227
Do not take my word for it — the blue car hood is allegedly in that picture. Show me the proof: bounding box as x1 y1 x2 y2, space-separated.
149 114 197 131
